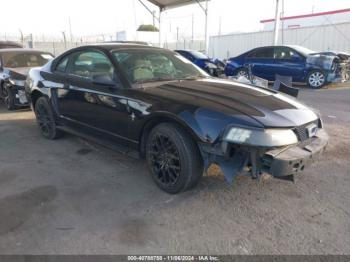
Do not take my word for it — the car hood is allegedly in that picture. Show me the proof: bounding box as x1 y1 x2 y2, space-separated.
5 67 31 80
141 78 318 128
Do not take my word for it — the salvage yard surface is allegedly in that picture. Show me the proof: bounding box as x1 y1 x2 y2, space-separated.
0 87 350 254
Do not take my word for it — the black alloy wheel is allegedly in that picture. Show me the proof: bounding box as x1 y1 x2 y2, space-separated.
34 97 63 139
146 123 203 194
148 133 181 186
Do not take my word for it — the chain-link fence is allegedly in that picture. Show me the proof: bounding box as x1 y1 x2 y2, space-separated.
1 33 206 56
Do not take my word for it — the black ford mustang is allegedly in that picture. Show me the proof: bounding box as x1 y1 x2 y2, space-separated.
25 44 328 193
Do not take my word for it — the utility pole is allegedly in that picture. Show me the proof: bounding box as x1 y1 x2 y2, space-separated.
152 10 156 27
191 14 194 43
19 29 24 44
204 0 209 53
62 31 67 50
158 10 162 48
28 34 33 48
218 16 222 36
281 0 284 45
273 0 281 45
176 27 179 49
68 17 73 42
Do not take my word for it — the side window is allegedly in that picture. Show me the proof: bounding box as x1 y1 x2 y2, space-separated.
55 56 69 73
251 48 274 58
184 53 194 61
290 50 301 60
274 47 293 59
68 51 114 80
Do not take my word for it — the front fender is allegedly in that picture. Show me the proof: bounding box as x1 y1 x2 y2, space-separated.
306 55 336 71
224 60 241 76
177 108 264 144
141 108 262 145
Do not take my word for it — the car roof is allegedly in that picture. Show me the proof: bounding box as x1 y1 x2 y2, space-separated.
79 43 164 51
0 41 23 48
252 45 304 50
52 43 174 67
0 48 52 54
175 49 198 53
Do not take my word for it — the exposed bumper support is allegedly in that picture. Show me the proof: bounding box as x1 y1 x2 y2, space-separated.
199 129 329 183
9 85 29 107
262 129 328 177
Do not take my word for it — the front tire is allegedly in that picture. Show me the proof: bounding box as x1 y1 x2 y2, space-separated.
235 68 249 78
3 86 15 110
34 97 63 139
146 123 204 194
307 70 326 89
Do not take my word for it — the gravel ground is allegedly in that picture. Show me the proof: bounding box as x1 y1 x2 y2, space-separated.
0 87 349 255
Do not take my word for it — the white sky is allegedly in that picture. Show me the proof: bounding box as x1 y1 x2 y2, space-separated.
1 0 350 41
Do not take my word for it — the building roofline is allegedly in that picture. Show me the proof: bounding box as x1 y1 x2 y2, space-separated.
260 8 350 23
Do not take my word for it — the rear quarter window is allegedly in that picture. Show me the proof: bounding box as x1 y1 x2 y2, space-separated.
55 57 69 73
249 48 274 58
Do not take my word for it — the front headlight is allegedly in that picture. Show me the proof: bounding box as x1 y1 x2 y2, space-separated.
225 127 298 147
9 79 25 86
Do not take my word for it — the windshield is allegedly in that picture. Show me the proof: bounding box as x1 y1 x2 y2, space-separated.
190 50 209 59
112 49 208 84
289 45 316 56
2 52 54 68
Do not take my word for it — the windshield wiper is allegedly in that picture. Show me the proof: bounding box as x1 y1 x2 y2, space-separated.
134 75 206 84
174 75 206 81
134 77 176 84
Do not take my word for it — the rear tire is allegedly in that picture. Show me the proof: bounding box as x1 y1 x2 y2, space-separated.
307 70 326 89
34 97 63 139
146 123 203 194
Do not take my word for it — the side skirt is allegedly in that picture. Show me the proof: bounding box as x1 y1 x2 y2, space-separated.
57 126 141 159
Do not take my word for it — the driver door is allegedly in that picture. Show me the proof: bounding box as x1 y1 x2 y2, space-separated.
57 50 131 140
273 47 305 81
245 47 275 80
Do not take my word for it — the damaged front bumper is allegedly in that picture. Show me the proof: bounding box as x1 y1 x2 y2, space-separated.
200 129 329 183
261 129 328 180
327 62 350 83
10 85 29 107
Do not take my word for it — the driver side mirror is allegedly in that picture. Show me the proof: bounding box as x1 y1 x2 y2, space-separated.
92 74 119 88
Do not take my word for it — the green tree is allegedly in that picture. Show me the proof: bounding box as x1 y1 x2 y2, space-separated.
137 24 159 32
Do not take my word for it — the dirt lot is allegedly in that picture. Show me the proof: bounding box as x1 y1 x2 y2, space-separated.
0 87 350 255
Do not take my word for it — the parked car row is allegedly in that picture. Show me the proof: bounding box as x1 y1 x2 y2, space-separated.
175 45 349 89
1 43 347 113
